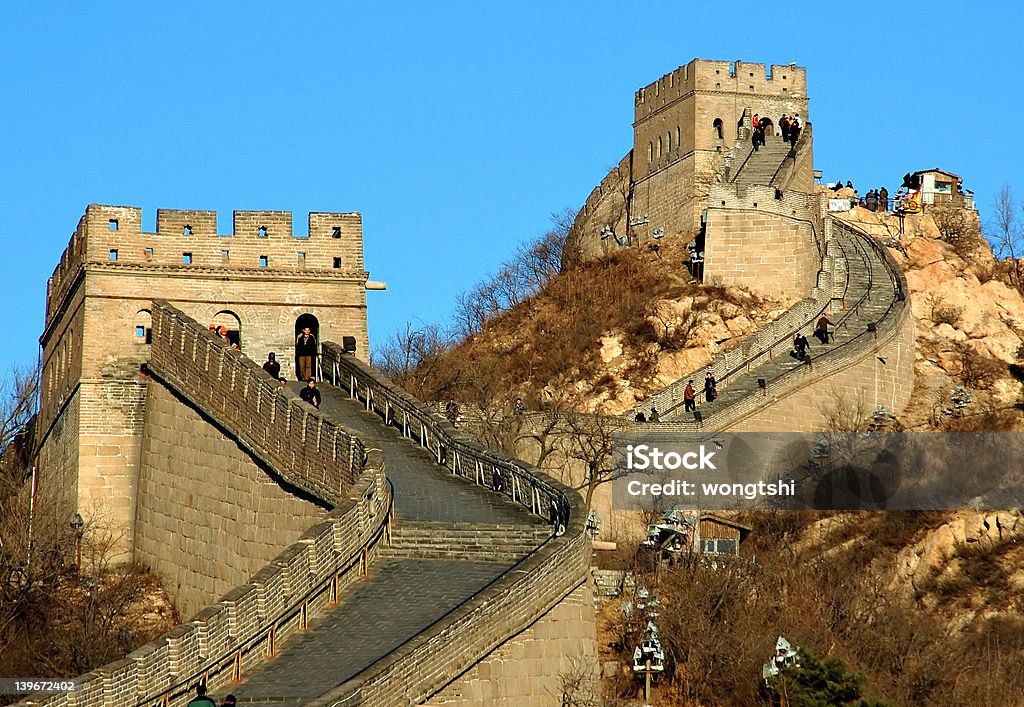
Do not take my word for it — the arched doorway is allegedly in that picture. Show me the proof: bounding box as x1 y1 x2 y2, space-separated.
212 310 242 348
294 313 320 381
713 118 724 140
758 117 775 136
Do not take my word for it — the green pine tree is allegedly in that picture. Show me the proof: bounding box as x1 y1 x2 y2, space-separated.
765 647 890 707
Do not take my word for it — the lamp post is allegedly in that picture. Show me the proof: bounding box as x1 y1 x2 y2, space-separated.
69 512 84 576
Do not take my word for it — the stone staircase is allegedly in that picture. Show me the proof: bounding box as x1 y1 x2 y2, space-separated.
731 134 793 188
379 521 553 563
227 383 551 705
662 222 897 423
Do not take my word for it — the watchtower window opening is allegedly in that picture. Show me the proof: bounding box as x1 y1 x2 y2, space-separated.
675 126 680 148
297 251 306 267
183 224 193 236
182 252 192 265
713 118 724 140
259 255 268 268
258 226 268 238
108 219 119 231
221 249 230 263
134 310 152 344
331 226 341 238
648 142 653 162
332 257 342 269
729 62 736 77
657 137 662 158
108 249 118 261
145 247 153 260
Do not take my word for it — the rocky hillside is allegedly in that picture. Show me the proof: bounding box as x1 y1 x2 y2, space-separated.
395 238 793 414
835 202 1024 430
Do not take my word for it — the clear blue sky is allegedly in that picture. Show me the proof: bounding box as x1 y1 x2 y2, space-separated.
1 2 1019 374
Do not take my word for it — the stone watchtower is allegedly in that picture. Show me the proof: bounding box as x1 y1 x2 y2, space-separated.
567 59 810 263
36 204 372 547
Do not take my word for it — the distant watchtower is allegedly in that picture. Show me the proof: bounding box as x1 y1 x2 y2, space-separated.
36 204 372 548
567 58 811 263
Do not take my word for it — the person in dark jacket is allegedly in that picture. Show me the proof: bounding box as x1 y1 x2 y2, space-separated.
704 372 717 403
792 332 810 361
187 685 216 707
300 379 321 408
296 327 317 381
262 352 281 379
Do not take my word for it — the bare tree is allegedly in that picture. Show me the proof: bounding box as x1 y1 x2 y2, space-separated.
371 322 451 398
561 412 629 511
991 185 1023 288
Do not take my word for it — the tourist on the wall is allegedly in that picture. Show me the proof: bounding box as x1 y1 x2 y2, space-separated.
296 326 317 381
649 407 661 422
879 186 889 212
814 315 833 345
752 122 765 151
187 685 216 707
789 115 802 146
792 332 810 361
780 114 790 142
262 352 281 379
300 378 321 408
635 411 647 423
704 371 718 403
684 380 697 413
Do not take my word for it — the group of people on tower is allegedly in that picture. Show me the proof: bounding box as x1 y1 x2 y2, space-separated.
750 113 802 151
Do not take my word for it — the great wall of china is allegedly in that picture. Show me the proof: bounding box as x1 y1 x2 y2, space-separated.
17 58 916 706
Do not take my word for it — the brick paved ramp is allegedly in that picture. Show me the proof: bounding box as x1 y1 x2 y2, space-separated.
227 382 548 703
231 559 509 705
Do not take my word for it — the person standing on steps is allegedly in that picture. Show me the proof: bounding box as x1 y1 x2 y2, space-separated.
296 326 317 381
704 372 717 403
780 114 790 142
879 186 889 212
814 315 833 344
789 114 801 146
300 378 321 409
262 352 281 379
649 407 660 423
792 332 810 361
684 380 697 413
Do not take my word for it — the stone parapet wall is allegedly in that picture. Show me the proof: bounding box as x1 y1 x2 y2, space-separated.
423 582 598 707
15 458 391 707
149 302 366 505
135 380 332 618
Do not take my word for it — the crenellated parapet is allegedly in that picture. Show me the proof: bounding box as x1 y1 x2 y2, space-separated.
45 205 366 330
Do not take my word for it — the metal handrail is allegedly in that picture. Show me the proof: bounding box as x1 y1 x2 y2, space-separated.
661 222 905 424
320 346 573 535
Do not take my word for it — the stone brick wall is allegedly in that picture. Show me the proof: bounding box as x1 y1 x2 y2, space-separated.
704 184 825 300
135 380 330 618
729 305 915 431
423 582 598 707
